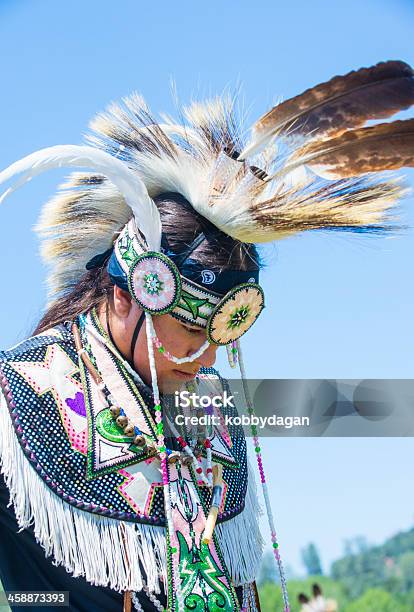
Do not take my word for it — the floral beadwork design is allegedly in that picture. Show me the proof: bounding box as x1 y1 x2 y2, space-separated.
128 252 181 314
143 272 164 296
207 284 265 345
227 305 250 330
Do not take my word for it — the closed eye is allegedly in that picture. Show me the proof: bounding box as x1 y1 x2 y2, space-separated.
181 323 204 335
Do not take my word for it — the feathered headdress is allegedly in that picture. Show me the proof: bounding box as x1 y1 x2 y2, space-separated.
11 59 407 303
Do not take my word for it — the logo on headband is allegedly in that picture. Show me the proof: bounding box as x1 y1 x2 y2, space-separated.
201 270 216 285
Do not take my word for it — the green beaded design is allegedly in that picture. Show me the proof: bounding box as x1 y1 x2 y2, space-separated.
118 235 138 265
178 290 211 321
206 283 265 345
227 305 250 330
166 462 240 611
127 251 182 315
96 408 133 444
143 272 164 295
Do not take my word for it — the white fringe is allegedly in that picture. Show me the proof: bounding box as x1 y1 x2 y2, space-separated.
0 392 166 594
0 392 262 592
216 460 264 586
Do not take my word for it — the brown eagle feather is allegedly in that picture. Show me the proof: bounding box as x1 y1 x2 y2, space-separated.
239 60 414 159
294 119 414 179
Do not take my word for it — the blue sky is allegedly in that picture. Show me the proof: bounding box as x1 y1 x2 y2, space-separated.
0 0 413 576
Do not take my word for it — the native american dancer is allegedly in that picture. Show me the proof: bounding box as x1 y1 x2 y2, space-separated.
0 60 413 611
298 585 338 612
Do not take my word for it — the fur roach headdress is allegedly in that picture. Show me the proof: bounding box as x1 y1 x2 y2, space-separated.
0 59 408 304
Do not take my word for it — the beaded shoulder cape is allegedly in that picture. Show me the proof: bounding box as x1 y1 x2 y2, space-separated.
0 320 248 523
0 318 262 597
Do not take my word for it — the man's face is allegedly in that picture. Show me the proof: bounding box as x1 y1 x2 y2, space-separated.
133 308 219 393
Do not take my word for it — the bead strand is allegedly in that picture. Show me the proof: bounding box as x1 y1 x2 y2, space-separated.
131 590 165 612
205 439 213 487
174 434 212 488
168 379 213 488
237 341 290 612
145 313 184 612
226 341 239 368
149 316 210 364
79 313 183 610
131 593 145 612
143 588 164 612
241 583 249 612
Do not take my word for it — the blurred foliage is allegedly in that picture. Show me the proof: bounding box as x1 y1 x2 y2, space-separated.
301 542 323 576
258 580 414 611
259 576 347 611
344 588 411 612
259 525 414 611
331 526 414 599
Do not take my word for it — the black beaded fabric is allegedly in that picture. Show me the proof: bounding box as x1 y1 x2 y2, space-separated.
0 324 248 526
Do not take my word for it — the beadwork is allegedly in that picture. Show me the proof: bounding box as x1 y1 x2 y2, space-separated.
148 315 211 365
128 251 181 314
237 341 290 612
226 341 238 369
206 284 265 345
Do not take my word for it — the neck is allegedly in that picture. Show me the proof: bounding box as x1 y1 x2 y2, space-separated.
96 303 149 386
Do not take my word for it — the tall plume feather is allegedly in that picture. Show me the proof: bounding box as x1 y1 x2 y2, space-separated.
0 145 161 251
0 145 162 301
294 119 414 179
239 60 414 159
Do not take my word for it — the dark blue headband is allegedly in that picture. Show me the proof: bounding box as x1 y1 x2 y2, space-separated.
105 248 259 295
86 227 260 295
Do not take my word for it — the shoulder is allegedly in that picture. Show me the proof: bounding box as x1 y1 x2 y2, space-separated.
0 324 74 364
0 324 77 408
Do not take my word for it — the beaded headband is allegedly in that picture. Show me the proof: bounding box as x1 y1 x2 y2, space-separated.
108 219 265 345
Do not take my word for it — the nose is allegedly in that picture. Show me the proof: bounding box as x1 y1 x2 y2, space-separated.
192 342 218 369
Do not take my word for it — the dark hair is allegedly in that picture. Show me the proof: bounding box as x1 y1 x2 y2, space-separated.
33 193 261 334
156 193 261 272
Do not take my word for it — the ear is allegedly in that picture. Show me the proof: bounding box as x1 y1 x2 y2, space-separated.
112 285 133 318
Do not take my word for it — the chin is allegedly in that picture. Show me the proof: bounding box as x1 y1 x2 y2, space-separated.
159 372 196 394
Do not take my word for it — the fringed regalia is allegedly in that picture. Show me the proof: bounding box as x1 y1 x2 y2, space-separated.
0 317 262 610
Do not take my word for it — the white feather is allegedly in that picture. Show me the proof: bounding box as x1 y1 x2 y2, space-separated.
237 131 273 161
0 144 161 251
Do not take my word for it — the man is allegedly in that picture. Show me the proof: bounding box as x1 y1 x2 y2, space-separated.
0 60 413 611
0 189 264 612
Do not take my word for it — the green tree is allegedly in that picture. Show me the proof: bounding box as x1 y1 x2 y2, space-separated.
301 543 322 576
343 536 369 556
344 588 410 612
399 551 414 591
396 589 414 609
332 525 414 598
